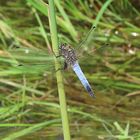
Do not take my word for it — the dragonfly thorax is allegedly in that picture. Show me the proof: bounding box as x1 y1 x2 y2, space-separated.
59 44 77 66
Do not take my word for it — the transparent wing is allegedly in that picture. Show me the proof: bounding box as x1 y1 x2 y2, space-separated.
0 47 63 76
73 25 110 60
73 25 108 59
77 25 96 49
71 61 95 97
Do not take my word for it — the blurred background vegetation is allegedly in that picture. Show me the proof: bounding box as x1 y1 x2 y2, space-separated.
0 0 140 139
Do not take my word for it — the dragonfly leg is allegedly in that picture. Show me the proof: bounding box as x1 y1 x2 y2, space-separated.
55 68 63 73
56 55 62 58
64 61 68 70
51 49 62 58
55 61 68 72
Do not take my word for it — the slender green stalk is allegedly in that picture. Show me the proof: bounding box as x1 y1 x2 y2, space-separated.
48 0 71 140
55 0 78 42
33 8 51 52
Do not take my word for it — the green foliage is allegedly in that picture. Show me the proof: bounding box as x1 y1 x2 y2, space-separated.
0 0 140 139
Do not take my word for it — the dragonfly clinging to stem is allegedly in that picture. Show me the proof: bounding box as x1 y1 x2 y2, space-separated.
12 26 97 97
58 26 96 97
59 43 95 97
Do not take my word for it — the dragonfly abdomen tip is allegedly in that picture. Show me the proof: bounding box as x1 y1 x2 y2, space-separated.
86 85 95 98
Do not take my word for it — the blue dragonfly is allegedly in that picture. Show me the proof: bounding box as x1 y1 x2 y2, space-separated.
59 44 95 97
58 26 96 97
9 26 98 97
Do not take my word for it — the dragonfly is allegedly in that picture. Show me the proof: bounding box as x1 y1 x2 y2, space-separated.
57 26 97 97
3 26 102 97
59 43 95 97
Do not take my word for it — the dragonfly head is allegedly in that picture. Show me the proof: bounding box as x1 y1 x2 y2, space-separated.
59 43 72 56
59 43 69 50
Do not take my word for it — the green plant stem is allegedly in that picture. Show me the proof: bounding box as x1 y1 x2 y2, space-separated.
48 0 71 140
